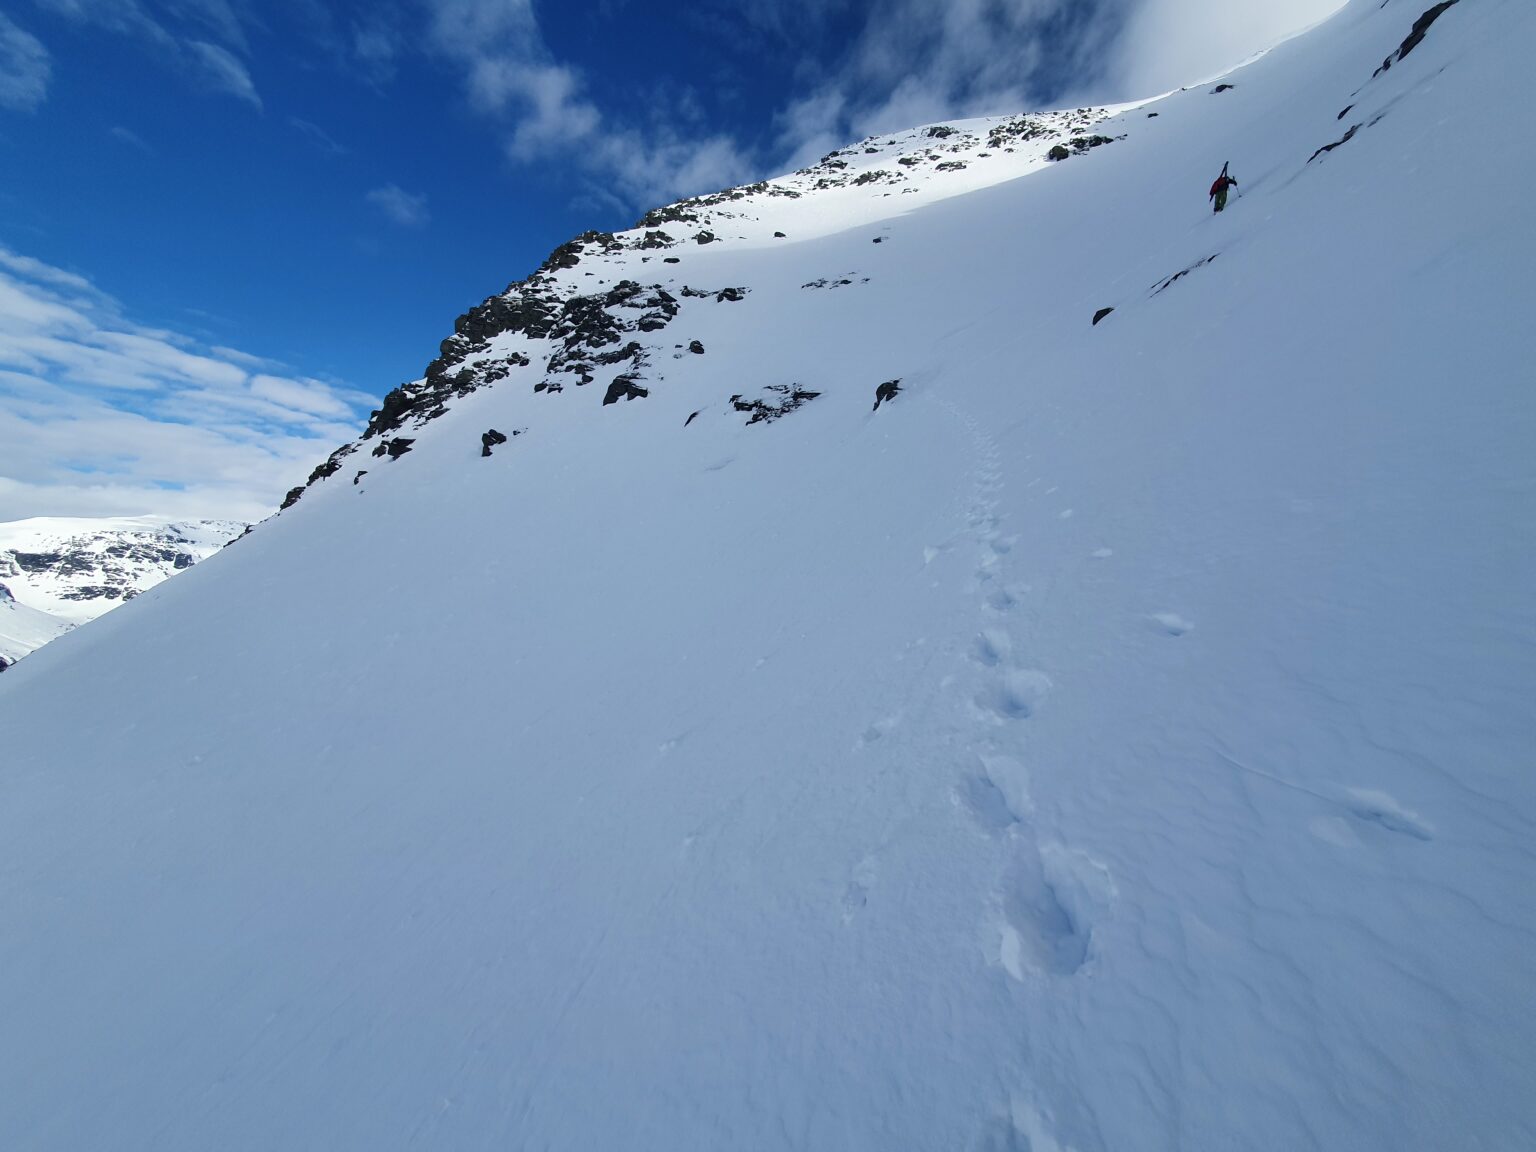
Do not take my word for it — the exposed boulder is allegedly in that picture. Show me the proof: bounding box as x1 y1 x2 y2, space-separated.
603 378 650 406
1093 307 1115 326
371 437 415 459
730 384 822 425
689 340 706 355
480 429 509 457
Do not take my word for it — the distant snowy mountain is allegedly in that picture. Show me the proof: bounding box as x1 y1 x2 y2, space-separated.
0 517 244 667
3 1 1533 1149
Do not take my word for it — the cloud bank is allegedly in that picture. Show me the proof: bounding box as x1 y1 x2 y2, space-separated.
0 246 374 522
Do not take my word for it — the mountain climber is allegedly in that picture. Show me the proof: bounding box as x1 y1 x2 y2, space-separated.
1209 162 1238 213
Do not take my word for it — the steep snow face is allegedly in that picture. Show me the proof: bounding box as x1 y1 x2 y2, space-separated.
3 1 1534 1150
0 517 245 665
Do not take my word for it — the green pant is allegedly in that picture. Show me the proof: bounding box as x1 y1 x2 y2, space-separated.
1214 187 1229 212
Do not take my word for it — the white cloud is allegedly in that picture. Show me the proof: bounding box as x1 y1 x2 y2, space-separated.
350 16 402 85
186 38 260 107
109 124 154 151
289 116 347 155
0 13 51 113
366 183 430 228
0 245 374 522
420 0 751 212
30 0 176 48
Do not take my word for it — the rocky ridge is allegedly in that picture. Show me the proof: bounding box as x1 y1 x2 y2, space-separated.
280 106 1118 510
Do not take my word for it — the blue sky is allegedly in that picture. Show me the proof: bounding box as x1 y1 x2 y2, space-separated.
0 0 1342 521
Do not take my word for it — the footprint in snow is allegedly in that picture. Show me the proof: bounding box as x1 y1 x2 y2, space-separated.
983 583 1031 615
1343 788 1434 841
841 855 879 924
997 847 1091 979
974 670 1053 723
857 713 901 748
955 752 1034 836
1150 612 1194 637
971 629 1013 668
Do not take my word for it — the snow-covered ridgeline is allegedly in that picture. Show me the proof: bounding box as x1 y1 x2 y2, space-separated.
0 516 245 667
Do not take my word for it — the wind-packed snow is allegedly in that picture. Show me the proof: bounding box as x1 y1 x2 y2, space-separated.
2 0 1533 1148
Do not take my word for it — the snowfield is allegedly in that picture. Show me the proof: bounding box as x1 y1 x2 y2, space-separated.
1 0 1532 1148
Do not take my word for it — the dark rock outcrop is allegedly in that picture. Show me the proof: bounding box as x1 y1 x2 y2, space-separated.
603 378 650 406
730 385 822 425
1152 254 1219 296
1309 124 1360 164
1375 0 1460 76
371 437 415 459
481 429 509 457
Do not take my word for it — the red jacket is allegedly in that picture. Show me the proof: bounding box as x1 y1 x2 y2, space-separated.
1210 175 1238 197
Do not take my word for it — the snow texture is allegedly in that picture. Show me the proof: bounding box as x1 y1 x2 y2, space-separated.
2 0 1533 1147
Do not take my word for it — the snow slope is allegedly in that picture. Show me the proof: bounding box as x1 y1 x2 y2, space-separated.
0 516 245 666
0 582 71 669
2 1 1533 1148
